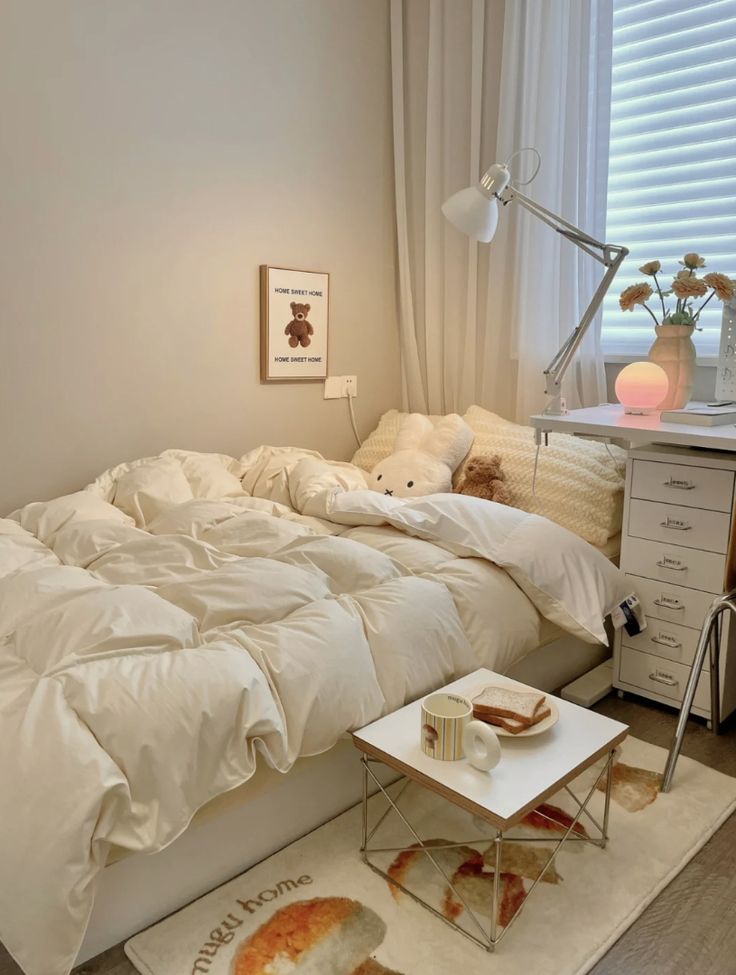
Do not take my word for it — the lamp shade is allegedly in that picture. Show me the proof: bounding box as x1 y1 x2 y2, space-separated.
441 186 498 243
614 361 669 414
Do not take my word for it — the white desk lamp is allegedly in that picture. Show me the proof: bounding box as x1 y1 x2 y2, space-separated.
442 151 629 416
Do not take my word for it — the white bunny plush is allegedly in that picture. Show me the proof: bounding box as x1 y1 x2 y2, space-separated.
368 413 474 498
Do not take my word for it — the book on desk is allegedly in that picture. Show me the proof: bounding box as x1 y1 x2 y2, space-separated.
660 403 736 427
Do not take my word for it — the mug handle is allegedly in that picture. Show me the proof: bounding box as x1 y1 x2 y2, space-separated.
463 720 501 772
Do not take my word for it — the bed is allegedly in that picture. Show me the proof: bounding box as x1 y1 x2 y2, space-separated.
0 443 627 975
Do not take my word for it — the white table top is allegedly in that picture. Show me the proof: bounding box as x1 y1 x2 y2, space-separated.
530 403 736 452
353 670 628 830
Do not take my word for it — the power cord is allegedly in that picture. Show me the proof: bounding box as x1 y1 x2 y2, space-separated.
347 389 362 447
504 146 542 187
604 441 625 471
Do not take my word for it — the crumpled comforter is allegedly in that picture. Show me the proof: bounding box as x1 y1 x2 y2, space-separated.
0 446 628 975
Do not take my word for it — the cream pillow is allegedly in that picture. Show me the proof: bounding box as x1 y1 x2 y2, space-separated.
463 405 625 547
352 407 625 547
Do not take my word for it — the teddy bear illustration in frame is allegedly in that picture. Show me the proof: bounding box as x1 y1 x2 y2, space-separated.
260 265 329 382
285 302 314 348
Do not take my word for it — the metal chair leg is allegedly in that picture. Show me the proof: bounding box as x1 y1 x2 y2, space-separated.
709 615 722 736
661 592 736 793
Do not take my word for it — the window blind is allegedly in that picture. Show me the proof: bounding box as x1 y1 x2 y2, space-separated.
602 0 736 357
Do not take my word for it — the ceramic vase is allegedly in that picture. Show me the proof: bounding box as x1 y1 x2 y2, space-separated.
647 323 696 410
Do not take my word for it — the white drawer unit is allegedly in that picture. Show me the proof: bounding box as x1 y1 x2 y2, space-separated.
614 444 736 723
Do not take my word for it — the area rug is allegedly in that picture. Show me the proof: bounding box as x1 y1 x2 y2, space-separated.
125 737 736 975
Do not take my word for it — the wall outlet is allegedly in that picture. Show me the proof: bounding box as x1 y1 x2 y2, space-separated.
324 375 358 399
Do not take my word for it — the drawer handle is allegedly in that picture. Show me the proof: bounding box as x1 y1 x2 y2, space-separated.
649 672 679 687
653 597 685 611
656 559 688 571
663 478 696 490
660 520 692 531
651 635 683 650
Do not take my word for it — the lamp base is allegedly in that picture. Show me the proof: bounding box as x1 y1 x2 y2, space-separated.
622 407 659 415
543 395 568 417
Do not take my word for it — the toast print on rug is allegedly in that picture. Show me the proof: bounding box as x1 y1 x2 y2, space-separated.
230 897 403 975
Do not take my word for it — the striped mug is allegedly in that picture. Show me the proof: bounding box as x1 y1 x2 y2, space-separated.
421 692 501 772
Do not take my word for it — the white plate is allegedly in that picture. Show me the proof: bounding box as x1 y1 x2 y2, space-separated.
469 686 559 738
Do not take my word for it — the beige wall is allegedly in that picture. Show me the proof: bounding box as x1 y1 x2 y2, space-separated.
0 0 400 513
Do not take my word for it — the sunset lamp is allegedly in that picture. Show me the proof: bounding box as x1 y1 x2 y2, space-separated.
614 361 669 414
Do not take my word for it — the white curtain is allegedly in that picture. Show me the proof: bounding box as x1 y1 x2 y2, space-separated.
391 0 613 420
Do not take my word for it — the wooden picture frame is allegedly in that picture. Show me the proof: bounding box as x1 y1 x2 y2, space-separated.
260 265 329 382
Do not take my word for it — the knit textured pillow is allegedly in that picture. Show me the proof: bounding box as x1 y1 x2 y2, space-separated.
463 406 625 546
352 407 625 546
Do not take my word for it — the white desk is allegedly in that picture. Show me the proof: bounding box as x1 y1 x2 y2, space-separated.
530 403 736 452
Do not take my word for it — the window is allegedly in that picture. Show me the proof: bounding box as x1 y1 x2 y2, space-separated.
601 0 736 358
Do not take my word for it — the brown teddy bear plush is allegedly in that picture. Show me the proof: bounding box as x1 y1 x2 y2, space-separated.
455 454 512 505
284 302 314 348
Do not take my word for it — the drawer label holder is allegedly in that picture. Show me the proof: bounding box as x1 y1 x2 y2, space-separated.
656 554 687 571
663 477 696 491
649 669 678 688
651 631 683 651
653 593 685 611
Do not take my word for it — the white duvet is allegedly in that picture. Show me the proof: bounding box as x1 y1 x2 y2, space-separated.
0 447 628 975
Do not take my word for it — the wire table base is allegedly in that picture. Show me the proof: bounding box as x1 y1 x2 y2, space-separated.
360 751 615 952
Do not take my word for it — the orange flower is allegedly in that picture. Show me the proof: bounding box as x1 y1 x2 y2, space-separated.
619 282 653 311
672 274 708 300
703 272 736 302
638 260 661 276
680 253 706 269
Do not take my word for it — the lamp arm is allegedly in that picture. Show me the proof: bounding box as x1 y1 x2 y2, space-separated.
504 187 610 256
497 186 628 416
543 249 627 396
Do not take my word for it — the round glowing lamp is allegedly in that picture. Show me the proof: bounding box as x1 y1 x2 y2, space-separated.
614 361 669 414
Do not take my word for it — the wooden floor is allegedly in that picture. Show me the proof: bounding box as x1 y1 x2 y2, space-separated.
2 691 736 975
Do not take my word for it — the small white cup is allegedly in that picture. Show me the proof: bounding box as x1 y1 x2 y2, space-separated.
421 692 501 772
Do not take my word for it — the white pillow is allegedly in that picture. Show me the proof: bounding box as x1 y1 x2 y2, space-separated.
113 458 194 526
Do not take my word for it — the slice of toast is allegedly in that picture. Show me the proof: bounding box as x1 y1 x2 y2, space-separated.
481 705 552 734
472 686 546 726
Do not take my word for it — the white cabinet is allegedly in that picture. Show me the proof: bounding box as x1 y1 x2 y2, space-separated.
614 444 736 722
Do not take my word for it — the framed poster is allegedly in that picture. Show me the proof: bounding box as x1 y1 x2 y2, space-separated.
260 265 329 382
